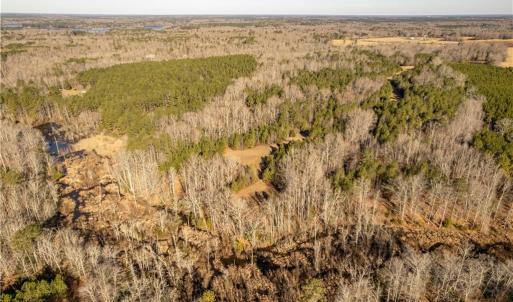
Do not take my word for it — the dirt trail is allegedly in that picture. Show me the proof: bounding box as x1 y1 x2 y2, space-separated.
400 65 414 72
224 145 272 167
224 145 274 199
387 65 414 80
386 65 413 100
234 180 273 199
224 134 304 167
61 88 86 98
224 134 305 199
58 129 300 210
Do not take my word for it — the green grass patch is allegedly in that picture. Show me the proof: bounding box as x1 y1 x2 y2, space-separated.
198 290 216 302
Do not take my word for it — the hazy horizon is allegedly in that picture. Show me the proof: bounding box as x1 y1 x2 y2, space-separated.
2 0 512 16
2 12 513 17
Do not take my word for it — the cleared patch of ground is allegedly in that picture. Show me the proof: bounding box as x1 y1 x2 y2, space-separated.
61 88 86 98
57 151 160 232
224 145 272 167
224 145 274 199
224 134 305 199
73 134 127 158
224 134 305 168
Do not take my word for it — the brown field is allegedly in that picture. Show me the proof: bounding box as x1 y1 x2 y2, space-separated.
499 47 513 67
331 37 513 67
331 36 513 46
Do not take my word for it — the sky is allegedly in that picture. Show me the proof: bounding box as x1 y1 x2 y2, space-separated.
2 0 512 15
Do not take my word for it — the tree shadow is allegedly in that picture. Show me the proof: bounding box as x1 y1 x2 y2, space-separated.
62 189 90 222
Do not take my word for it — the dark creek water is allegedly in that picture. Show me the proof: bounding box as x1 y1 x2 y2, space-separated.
36 123 72 159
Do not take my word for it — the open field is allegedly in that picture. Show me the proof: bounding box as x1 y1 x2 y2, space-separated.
1 15 513 302
331 36 513 46
331 36 513 67
499 47 513 67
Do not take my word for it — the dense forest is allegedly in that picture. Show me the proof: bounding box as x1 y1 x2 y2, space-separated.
452 63 513 174
368 62 466 143
74 55 256 146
